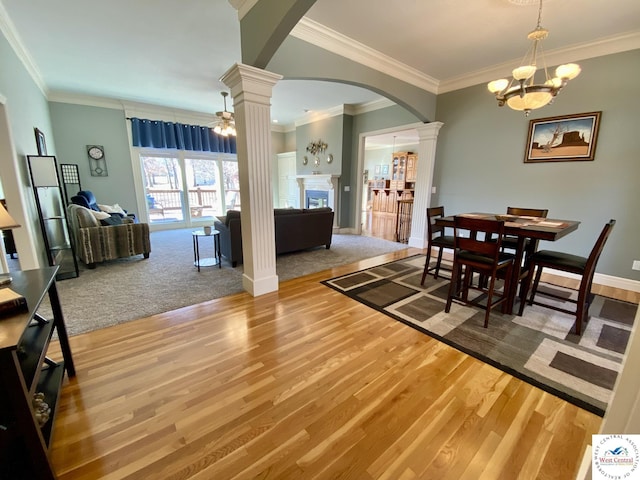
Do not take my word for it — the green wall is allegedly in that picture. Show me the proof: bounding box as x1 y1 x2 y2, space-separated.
49 103 137 212
433 49 640 280
0 29 55 268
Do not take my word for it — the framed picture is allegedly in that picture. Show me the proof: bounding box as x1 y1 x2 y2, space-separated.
34 128 47 155
381 164 389 176
524 111 601 163
374 165 381 175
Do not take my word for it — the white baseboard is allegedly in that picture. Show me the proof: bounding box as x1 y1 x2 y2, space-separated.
547 269 640 293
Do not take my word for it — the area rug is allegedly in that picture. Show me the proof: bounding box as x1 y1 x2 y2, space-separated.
322 255 638 416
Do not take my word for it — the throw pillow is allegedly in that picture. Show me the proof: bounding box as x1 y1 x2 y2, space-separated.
90 210 111 220
99 203 127 216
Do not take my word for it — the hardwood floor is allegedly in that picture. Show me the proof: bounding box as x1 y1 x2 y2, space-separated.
45 246 633 479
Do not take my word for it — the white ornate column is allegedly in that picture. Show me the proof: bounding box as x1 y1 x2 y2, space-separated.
408 122 444 249
221 64 282 296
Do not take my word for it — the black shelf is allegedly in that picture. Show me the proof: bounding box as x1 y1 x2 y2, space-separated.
17 317 55 396
37 361 65 447
0 267 75 480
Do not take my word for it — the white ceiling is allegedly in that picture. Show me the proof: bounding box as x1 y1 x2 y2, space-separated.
1 0 639 143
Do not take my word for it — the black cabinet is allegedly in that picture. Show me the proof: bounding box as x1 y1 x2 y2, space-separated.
0 267 75 479
27 156 79 280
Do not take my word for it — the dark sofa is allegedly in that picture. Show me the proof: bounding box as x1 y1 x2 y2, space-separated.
214 208 334 267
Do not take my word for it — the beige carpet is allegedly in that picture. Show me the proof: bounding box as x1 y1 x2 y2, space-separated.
14 229 408 336
323 255 638 416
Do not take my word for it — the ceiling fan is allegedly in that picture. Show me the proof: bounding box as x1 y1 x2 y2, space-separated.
212 91 236 137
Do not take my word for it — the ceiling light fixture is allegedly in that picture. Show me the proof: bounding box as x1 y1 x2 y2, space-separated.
213 91 236 137
487 0 581 116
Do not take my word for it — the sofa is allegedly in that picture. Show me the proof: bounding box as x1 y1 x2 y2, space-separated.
67 204 151 268
214 208 334 267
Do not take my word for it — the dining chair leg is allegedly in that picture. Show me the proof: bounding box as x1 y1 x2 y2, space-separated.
434 248 444 279
528 265 544 306
445 261 460 313
420 247 434 286
517 265 535 316
574 276 592 335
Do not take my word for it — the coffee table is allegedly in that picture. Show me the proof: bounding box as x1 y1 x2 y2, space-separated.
192 229 221 271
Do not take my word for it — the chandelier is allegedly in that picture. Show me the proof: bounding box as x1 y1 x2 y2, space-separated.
212 92 236 137
487 0 581 116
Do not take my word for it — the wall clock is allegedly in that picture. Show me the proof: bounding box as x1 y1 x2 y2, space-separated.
87 145 108 177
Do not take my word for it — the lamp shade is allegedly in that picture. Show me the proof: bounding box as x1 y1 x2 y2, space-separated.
0 203 20 229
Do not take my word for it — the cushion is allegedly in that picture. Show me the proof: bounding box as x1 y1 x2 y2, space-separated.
100 215 123 226
302 207 333 214
225 210 241 226
274 208 303 216
72 205 100 228
90 210 111 220
99 203 127 216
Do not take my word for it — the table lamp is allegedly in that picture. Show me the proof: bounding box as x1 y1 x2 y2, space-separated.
0 201 21 286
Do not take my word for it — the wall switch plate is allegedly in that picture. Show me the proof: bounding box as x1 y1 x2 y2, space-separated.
431 186 437 194
633 260 640 271
344 186 350 192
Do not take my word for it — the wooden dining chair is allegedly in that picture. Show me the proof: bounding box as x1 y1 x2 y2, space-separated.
518 219 616 335
420 206 455 285
501 206 549 253
445 216 515 328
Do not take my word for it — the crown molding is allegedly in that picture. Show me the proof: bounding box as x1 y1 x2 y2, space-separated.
48 91 126 110
352 97 396 115
439 30 640 94
0 2 47 96
294 104 344 128
291 17 439 94
291 97 396 129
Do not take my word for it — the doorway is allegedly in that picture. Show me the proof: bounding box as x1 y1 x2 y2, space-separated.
360 128 419 242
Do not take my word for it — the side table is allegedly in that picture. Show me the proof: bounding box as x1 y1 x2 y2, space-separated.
192 229 221 271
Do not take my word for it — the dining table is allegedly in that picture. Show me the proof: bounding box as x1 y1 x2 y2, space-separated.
436 212 581 314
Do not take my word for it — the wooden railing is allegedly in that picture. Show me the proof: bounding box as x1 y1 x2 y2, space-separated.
396 199 413 244
146 188 240 215
146 188 218 210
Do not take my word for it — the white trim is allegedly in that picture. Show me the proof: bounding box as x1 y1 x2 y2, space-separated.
547 269 640 293
292 99 395 128
291 17 439 94
48 91 125 110
0 2 47 96
353 97 396 115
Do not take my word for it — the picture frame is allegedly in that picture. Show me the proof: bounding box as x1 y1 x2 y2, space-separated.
524 111 601 163
381 164 389 176
374 165 381 175
34 128 47 156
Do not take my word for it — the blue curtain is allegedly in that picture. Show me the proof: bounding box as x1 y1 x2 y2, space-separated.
130 118 236 154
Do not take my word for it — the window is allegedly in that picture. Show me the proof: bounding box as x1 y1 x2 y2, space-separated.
139 151 239 227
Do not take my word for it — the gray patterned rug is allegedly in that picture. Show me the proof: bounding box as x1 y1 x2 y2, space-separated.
322 255 638 416
22 230 408 337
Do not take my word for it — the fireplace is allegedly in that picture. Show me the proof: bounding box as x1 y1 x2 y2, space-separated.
296 174 340 229
306 190 329 209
